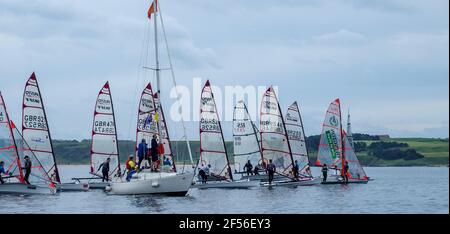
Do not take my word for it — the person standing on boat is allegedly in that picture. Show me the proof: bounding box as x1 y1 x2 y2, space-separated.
0 161 7 184
243 160 253 176
22 156 32 185
158 141 165 170
267 159 276 185
292 160 300 180
151 135 159 172
137 139 148 170
343 161 349 183
125 155 137 182
198 165 207 184
254 164 261 175
322 164 329 182
97 158 111 182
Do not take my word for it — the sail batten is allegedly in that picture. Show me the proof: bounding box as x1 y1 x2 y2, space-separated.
199 80 233 180
90 82 120 177
22 73 60 183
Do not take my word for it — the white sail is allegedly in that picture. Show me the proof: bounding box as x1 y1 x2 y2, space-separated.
343 131 368 181
136 83 159 158
233 100 262 173
315 98 343 169
21 72 60 183
90 82 120 177
153 92 176 172
199 80 232 180
260 86 293 175
1 93 53 186
285 102 311 176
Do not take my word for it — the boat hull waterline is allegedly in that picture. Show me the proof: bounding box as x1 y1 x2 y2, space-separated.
192 179 259 189
260 177 322 187
0 183 57 195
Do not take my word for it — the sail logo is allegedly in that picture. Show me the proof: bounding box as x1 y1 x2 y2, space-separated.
325 130 340 159
287 129 302 141
286 113 298 122
141 99 155 110
329 116 339 127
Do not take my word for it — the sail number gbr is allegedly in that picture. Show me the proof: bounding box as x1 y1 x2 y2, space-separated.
23 115 47 130
94 120 115 134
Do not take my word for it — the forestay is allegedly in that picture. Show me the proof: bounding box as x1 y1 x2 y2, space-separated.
233 100 262 173
315 99 343 169
90 82 120 177
285 102 311 176
199 80 232 180
1 93 53 186
136 83 159 158
22 73 60 182
153 92 176 172
260 86 293 175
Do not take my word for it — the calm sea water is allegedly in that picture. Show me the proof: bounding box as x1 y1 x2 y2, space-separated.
0 165 448 214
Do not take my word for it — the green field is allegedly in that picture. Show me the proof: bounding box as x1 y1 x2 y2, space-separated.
52 138 448 167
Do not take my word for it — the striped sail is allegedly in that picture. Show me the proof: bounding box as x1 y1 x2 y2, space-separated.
315 99 343 169
199 80 232 180
90 82 120 177
260 86 293 175
153 92 176 172
233 100 262 173
285 102 311 176
136 83 159 159
22 72 60 183
1 93 52 186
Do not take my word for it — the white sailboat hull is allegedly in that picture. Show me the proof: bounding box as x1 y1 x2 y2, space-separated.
320 175 369 184
0 183 56 195
88 182 109 189
56 182 90 191
106 172 194 196
192 179 258 189
260 177 321 187
239 174 285 181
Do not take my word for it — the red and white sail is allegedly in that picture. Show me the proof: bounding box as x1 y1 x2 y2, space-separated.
199 80 232 180
90 82 120 177
285 101 311 176
136 83 159 158
21 72 60 183
233 100 263 173
343 130 368 181
1 93 53 186
315 98 343 169
260 86 294 175
153 92 176 172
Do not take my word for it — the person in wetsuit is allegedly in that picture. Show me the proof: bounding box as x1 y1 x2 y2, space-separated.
267 159 276 185
243 160 253 176
292 160 300 179
98 158 111 182
0 161 7 184
22 156 32 184
343 161 349 183
322 164 329 182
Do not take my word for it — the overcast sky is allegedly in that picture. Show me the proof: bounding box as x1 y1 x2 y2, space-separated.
0 0 448 141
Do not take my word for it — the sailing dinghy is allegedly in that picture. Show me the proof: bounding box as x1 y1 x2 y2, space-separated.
106 0 195 196
315 99 369 184
192 81 257 189
22 73 89 191
259 87 320 187
1 92 57 195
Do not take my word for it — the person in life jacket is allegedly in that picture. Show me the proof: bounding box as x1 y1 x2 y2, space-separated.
150 135 159 172
125 155 137 182
22 156 32 185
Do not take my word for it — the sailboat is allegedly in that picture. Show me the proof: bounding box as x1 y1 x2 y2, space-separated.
315 99 369 184
193 80 257 189
259 87 320 187
22 72 89 191
0 92 57 195
233 100 271 181
106 0 195 196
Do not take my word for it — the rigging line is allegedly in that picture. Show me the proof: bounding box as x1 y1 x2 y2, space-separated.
159 5 194 164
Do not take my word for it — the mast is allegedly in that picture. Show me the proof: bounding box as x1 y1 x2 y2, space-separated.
214 90 233 181
109 82 121 173
338 99 345 177
244 102 264 164
274 87 295 171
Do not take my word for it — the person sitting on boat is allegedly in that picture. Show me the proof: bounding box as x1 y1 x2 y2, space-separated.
321 164 329 182
151 135 159 172
267 159 276 185
163 157 171 166
343 161 349 183
0 161 8 184
254 164 261 176
243 160 253 176
125 156 137 182
137 139 148 170
22 156 32 185
97 158 111 182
